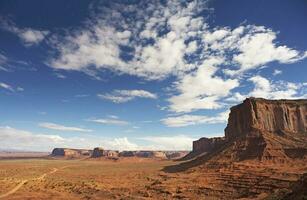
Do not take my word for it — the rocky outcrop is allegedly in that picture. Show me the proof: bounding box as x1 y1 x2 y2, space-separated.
225 98 307 140
193 137 226 153
91 147 119 158
225 98 307 161
167 98 307 171
136 151 167 159
118 151 136 157
51 148 92 157
165 151 189 159
164 98 307 199
91 147 104 158
182 137 226 161
118 151 170 159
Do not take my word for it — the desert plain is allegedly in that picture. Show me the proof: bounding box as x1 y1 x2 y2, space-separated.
0 156 306 200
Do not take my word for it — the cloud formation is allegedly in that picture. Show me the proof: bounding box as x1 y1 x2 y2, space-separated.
161 111 229 127
46 0 306 116
227 75 307 102
0 126 194 151
1 19 49 46
98 89 157 103
87 118 129 126
0 53 8 71
139 135 195 150
0 82 24 92
39 122 92 132
168 57 239 112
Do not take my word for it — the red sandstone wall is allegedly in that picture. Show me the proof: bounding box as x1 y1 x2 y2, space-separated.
225 98 307 140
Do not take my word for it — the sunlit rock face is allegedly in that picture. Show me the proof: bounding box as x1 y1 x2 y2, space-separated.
225 98 307 161
225 98 307 140
191 98 307 162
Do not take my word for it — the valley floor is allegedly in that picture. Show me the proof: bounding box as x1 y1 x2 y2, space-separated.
0 158 306 199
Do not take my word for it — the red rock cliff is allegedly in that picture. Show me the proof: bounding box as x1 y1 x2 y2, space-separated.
189 98 307 161
225 98 307 140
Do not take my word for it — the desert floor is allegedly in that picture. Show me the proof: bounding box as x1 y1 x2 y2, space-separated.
0 158 177 200
0 158 306 200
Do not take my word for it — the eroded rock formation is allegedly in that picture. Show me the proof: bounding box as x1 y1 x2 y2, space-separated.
225 98 307 140
226 98 307 161
185 98 307 162
193 137 226 154
91 147 119 158
51 148 92 157
91 147 104 158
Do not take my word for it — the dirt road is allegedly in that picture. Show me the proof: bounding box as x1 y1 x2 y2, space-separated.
0 166 68 199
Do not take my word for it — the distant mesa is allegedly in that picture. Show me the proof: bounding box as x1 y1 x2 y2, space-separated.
166 97 307 171
51 147 188 160
91 147 119 158
51 148 92 158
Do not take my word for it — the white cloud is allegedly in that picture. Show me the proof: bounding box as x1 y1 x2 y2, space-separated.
39 122 92 132
47 1 209 80
1 1 303 120
75 94 89 98
248 75 304 99
0 126 138 151
107 137 139 151
54 73 66 79
203 28 229 44
0 126 194 151
234 31 302 70
1 20 49 46
0 82 24 92
139 135 195 150
98 89 157 103
273 69 282 76
0 82 14 92
161 110 229 127
107 115 119 119
227 75 307 102
18 29 49 46
44 1 306 115
87 118 129 126
168 57 239 112
0 126 66 151
0 53 9 71
225 92 246 102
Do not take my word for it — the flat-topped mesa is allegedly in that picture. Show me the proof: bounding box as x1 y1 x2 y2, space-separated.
225 97 307 140
51 148 92 157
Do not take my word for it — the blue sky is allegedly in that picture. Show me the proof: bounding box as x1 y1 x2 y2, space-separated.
0 0 306 151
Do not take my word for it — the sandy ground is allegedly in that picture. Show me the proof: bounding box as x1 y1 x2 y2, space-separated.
0 158 306 200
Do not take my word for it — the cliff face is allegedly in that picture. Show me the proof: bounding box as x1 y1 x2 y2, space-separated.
227 98 307 161
193 137 226 153
189 98 307 162
225 98 307 140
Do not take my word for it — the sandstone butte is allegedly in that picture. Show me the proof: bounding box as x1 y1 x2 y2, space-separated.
181 97 307 163
51 147 188 160
162 97 307 199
